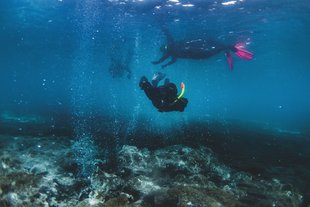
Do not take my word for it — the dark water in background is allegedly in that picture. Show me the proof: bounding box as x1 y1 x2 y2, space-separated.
1 0 310 134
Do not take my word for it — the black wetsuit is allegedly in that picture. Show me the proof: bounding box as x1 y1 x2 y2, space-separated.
152 28 235 68
139 77 188 112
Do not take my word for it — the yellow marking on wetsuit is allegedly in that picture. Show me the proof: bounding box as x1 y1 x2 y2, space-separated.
170 82 185 106
177 82 185 100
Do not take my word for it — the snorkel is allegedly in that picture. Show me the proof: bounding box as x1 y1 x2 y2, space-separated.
177 82 185 100
171 82 185 105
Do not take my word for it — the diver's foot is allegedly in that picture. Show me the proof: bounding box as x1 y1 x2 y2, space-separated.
152 72 166 82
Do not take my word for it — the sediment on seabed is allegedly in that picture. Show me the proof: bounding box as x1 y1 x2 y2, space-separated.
0 129 307 207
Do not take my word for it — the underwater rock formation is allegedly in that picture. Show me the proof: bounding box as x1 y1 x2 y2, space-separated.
0 135 304 206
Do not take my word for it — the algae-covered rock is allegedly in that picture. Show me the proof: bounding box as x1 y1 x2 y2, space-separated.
105 194 130 207
118 146 151 175
0 135 304 207
142 186 242 207
6 192 20 206
75 198 104 207
0 172 42 194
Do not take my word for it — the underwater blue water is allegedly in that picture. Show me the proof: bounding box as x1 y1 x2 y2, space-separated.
1 1 310 205
1 0 310 135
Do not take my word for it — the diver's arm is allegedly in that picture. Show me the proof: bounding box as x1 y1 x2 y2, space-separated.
152 52 170 64
161 57 177 68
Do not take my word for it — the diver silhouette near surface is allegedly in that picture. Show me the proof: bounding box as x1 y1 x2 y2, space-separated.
109 57 132 79
109 35 133 79
152 28 253 70
139 72 188 112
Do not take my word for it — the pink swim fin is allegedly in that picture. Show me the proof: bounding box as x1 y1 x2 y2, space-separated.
234 43 253 60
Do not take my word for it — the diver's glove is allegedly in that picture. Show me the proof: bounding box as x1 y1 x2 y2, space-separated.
139 76 148 89
152 72 166 82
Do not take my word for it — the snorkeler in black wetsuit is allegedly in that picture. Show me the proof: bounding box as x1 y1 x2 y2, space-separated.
152 27 253 70
139 72 188 112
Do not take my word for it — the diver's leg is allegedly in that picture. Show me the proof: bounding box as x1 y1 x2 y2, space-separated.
151 72 166 87
151 52 170 65
161 57 177 68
